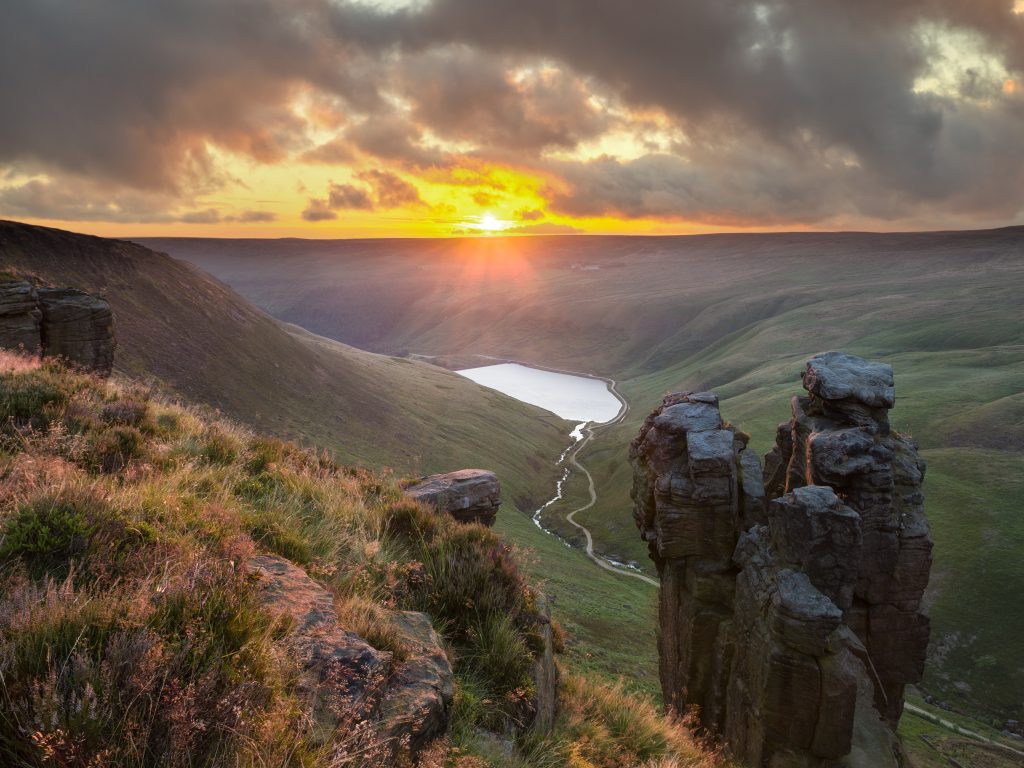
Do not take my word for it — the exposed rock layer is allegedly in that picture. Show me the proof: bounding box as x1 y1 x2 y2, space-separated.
630 353 931 768
0 280 115 375
247 554 454 757
403 468 501 526
0 281 42 353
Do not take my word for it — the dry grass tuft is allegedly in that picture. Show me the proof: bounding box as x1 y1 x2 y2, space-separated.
0 349 41 374
0 359 721 767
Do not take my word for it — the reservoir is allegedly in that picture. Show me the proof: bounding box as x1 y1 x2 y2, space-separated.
456 362 622 423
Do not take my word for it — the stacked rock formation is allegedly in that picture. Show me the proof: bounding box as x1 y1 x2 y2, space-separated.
403 468 501 526
630 353 931 768
0 281 43 352
764 352 932 725
0 280 115 375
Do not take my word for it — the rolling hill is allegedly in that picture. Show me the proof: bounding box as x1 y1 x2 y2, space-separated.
1 220 667 702
149 228 1024 722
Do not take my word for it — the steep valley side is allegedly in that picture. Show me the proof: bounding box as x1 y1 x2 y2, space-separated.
152 228 1024 723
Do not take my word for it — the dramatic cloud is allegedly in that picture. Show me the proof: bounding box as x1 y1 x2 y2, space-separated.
300 170 423 220
356 169 424 208
1 0 1023 230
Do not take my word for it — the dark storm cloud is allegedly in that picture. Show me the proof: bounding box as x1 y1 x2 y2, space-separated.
0 0 382 192
335 0 1024 223
1 0 1023 226
393 46 610 153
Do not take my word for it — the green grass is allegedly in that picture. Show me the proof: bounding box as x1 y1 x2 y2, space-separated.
13 222 1024 728
0 355 718 767
155 228 1024 723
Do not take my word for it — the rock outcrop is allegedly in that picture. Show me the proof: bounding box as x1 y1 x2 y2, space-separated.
403 468 501 526
0 280 115 375
402 467 559 732
0 281 42 353
764 352 931 725
38 288 116 376
630 353 931 768
247 554 454 757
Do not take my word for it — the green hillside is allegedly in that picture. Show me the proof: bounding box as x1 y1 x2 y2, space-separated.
0 220 569 512
154 228 1024 722
0 220 663 704
0 353 713 767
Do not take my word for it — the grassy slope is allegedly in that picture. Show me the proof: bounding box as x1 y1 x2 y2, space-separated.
0 220 568 513
0 355 715 767
153 228 1024 721
1 220 658 700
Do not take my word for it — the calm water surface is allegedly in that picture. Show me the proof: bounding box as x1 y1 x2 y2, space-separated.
456 362 621 423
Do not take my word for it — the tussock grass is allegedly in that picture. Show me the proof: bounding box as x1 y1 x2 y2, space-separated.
0 358 719 767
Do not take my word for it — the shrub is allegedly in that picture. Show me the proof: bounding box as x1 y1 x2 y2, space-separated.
82 425 145 473
200 429 240 466
461 613 535 729
0 367 70 430
0 560 299 768
382 497 442 542
0 489 160 582
100 397 149 428
242 510 313 564
0 495 95 559
243 436 290 474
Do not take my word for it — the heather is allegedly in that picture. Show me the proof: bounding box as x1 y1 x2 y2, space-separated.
0 352 718 768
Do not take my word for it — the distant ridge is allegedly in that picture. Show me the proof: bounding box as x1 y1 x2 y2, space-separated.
0 219 568 509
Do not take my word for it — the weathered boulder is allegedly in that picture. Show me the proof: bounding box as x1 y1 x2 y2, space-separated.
630 352 931 767
38 288 116 376
403 468 500 526
0 281 42 353
381 611 456 751
247 554 454 757
0 280 115 375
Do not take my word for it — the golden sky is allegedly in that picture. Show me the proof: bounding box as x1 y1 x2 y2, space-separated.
2 1 1023 238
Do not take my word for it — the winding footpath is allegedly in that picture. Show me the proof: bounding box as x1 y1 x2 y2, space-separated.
904 703 1024 760
549 376 659 587
442 352 658 586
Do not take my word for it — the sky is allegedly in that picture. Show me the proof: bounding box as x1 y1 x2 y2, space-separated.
1 0 1023 238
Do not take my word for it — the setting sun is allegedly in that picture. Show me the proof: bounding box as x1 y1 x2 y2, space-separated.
461 212 514 234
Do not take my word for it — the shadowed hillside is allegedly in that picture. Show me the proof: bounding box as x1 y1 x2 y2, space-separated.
1 220 665 705
151 228 1024 723
0 353 719 767
0 221 568 513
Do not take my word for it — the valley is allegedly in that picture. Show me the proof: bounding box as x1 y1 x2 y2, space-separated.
148 228 1024 725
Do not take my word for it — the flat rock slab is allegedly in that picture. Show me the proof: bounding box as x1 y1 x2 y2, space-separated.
403 468 500 526
802 351 895 408
381 611 455 750
248 554 389 708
